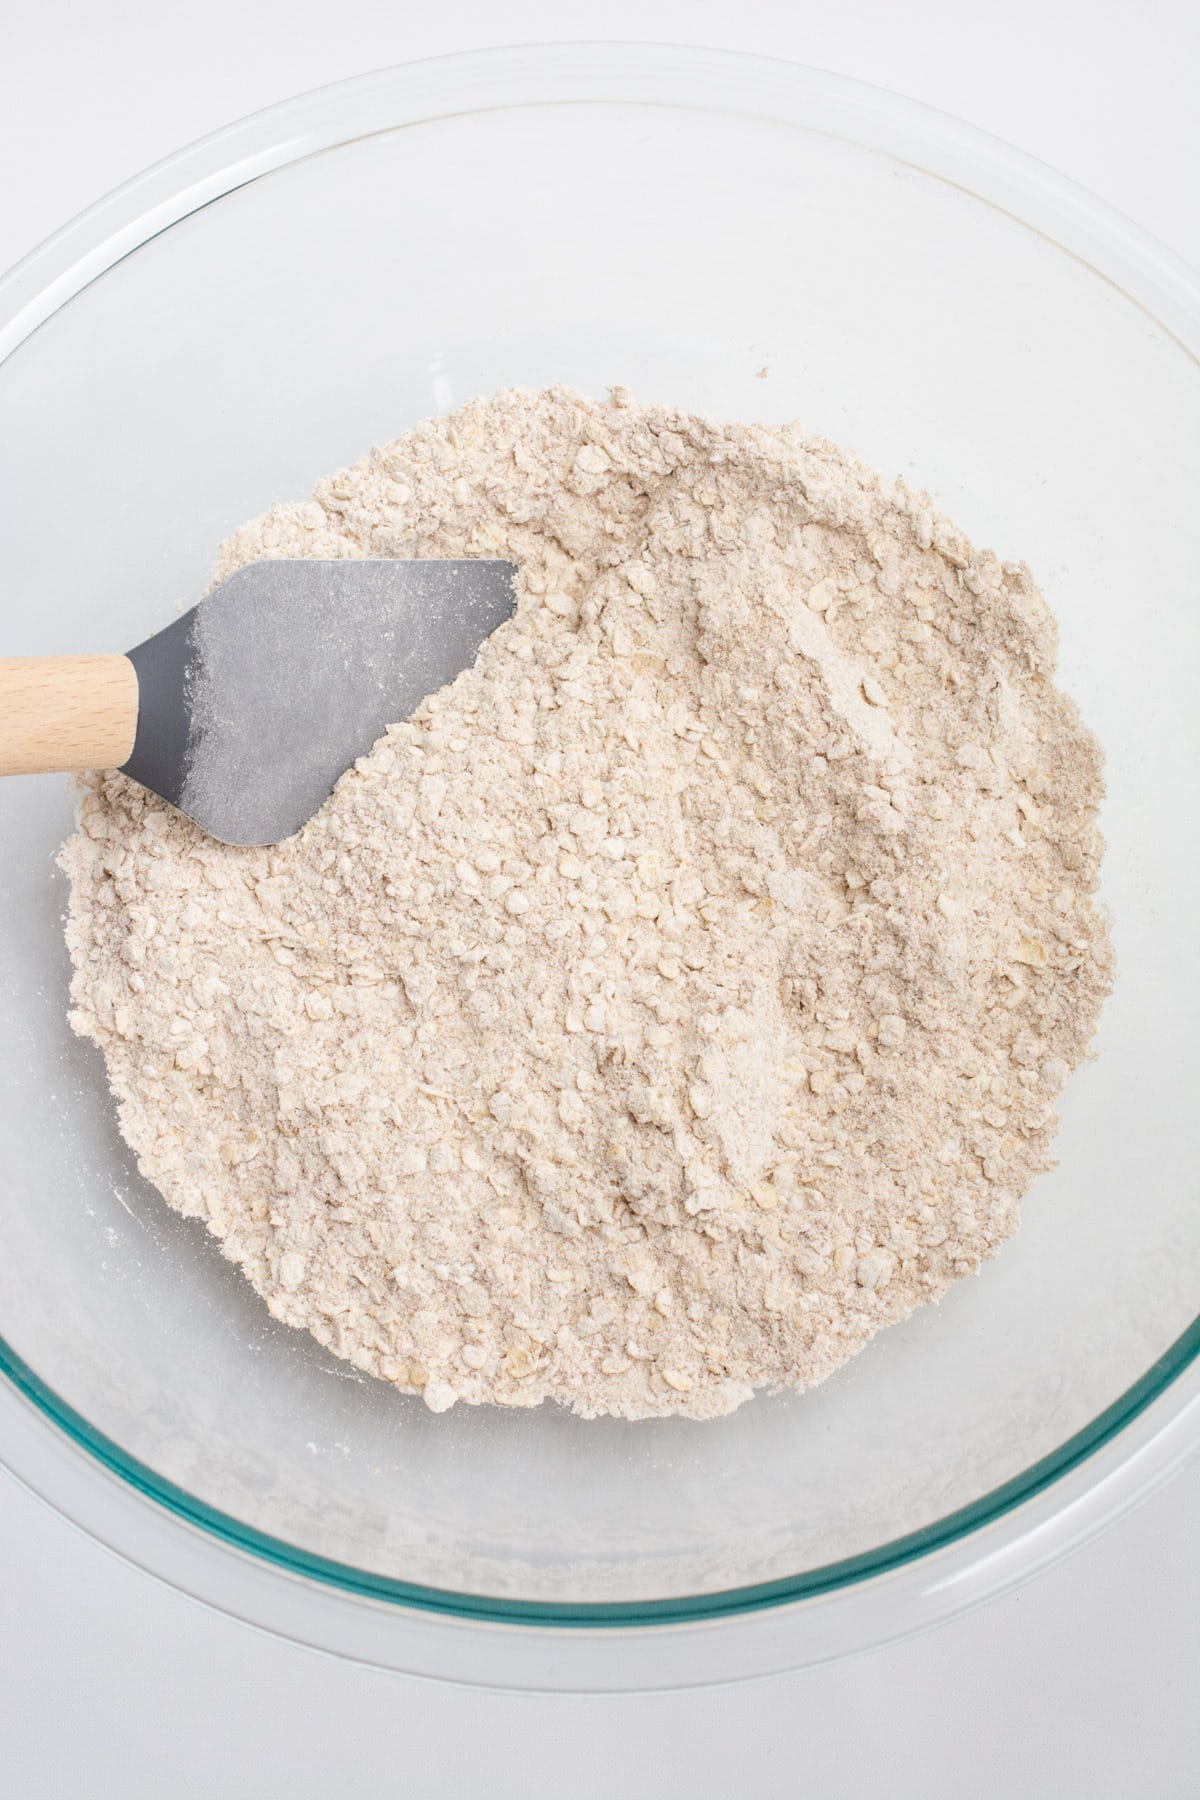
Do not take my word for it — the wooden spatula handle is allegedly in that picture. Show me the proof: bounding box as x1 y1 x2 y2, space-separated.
0 656 139 776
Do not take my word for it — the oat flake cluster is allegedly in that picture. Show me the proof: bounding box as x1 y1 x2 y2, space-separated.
61 387 1112 1419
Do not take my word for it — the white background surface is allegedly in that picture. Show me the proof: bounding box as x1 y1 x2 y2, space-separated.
2 3 1198 1794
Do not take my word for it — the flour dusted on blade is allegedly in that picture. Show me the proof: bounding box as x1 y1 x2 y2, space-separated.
60 387 1112 1419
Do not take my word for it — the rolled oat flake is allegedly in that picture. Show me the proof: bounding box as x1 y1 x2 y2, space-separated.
61 387 1112 1419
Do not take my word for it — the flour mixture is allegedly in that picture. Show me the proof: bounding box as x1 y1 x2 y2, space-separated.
60 388 1112 1418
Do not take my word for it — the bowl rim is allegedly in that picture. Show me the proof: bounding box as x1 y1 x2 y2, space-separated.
2 40 1199 1667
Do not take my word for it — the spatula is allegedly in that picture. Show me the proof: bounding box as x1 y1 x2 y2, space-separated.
0 558 516 846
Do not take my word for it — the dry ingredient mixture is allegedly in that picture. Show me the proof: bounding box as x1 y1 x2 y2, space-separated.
61 387 1112 1419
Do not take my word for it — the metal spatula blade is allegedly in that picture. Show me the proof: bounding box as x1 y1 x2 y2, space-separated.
124 559 515 846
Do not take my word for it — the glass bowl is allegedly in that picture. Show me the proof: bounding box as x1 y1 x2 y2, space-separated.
1 43 1198 1692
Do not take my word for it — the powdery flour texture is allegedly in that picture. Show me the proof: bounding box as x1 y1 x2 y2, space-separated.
61 388 1112 1419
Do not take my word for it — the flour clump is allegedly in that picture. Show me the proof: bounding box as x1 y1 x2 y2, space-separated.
60 387 1112 1419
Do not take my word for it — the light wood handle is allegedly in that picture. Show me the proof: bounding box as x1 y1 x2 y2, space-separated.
0 656 139 776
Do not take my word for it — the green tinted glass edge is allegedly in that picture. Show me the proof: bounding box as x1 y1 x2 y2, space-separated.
2 1319 1198 1626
